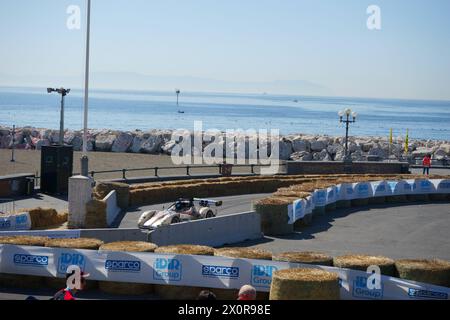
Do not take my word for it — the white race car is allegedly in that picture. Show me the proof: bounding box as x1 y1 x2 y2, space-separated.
137 198 222 230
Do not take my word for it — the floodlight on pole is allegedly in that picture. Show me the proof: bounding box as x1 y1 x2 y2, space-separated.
338 108 357 163
47 87 70 146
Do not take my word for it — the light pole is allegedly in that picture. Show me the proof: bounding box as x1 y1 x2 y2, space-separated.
47 87 71 146
10 124 15 162
81 0 92 177
338 108 357 163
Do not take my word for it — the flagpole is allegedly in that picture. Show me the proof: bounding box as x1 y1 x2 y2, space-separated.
81 0 91 177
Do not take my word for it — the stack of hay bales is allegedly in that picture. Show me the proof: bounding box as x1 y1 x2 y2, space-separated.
25 207 68 229
0 236 49 289
269 268 340 300
94 182 130 209
253 197 297 236
273 251 334 266
84 199 107 228
154 245 215 300
333 254 396 276
214 247 272 300
99 241 158 295
395 259 450 287
44 238 104 289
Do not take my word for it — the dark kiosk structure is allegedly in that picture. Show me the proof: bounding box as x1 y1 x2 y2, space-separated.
40 145 73 195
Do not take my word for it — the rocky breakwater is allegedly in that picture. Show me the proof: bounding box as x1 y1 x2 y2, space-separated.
0 126 449 162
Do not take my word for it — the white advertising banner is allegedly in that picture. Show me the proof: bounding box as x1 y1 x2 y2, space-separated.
410 179 436 195
326 185 338 205
371 181 391 197
0 229 81 239
337 183 356 201
352 182 373 199
292 198 306 222
313 189 327 207
0 244 449 300
304 195 314 215
0 212 31 231
434 179 450 193
387 180 412 196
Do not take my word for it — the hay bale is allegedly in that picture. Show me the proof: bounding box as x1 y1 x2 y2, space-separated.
0 236 48 246
0 236 49 289
273 252 334 266
25 207 66 229
214 247 272 260
333 254 396 276
154 244 214 300
94 182 130 209
269 268 340 300
154 244 214 256
395 259 450 287
253 197 296 236
98 241 158 295
100 241 158 252
45 237 104 250
85 199 107 228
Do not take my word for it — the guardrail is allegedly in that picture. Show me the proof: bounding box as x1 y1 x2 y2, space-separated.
33 162 287 187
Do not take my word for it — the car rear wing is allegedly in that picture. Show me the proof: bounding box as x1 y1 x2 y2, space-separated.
193 198 223 207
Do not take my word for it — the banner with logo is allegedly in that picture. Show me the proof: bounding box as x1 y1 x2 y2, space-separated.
0 244 449 300
0 229 81 239
336 183 356 201
352 182 373 199
410 179 436 195
0 212 31 231
326 185 338 205
387 180 412 196
434 179 450 194
371 181 391 197
313 189 327 207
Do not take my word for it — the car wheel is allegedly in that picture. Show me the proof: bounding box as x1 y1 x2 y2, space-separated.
205 211 215 218
171 216 181 224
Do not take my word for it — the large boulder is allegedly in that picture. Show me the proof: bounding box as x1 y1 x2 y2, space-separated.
112 132 133 153
64 131 76 145
140 134 163 154
310 139 327 152
95 134 116 152
130 135 144 153
438 144 450 155
290 151 313 161
278 139 293 160
291 137 310 153
36 139 51 150
327 144 343 156
161 140 177 155
412 147 436 158
369 147 387 159
433 149 447 160
70 136 83 151
0 135 12 148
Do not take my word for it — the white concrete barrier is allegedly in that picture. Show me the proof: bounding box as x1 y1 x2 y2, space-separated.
148 211 262 247
104 190 121 227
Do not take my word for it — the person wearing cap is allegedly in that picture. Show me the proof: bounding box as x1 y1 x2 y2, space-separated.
52 270 90 300
237 285 257 300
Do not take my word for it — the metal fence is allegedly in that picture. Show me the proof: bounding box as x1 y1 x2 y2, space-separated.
33 162 286 187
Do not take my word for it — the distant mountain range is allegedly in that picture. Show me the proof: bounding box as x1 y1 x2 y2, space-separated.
0 72 332 96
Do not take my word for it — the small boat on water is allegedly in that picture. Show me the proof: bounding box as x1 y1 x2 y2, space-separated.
178 110 185 114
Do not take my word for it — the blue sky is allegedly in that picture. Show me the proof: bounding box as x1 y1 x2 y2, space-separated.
1 0 449 100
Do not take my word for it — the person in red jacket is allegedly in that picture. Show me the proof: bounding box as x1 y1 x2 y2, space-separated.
422 154 432 175
52 270 89 300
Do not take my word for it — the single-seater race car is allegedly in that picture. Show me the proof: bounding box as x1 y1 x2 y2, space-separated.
137 198 223 230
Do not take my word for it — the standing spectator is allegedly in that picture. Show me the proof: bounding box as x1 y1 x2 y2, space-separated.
237 285 257 300
422 153 432 176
